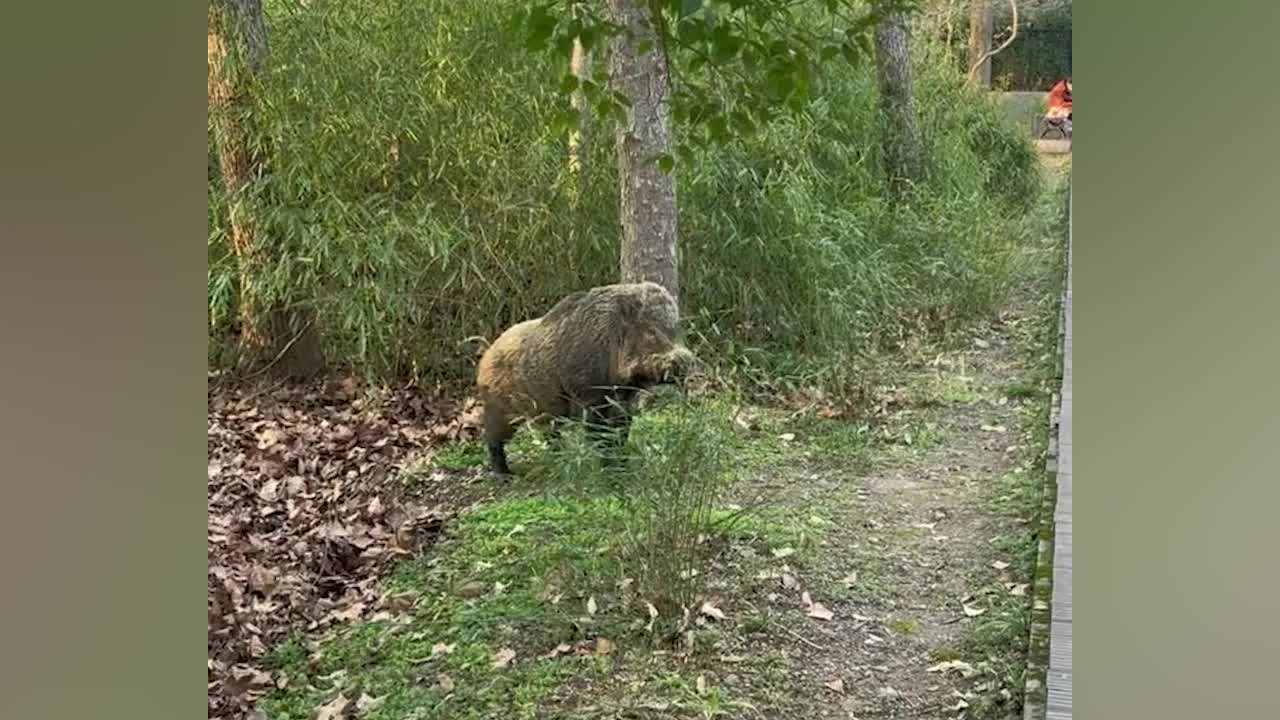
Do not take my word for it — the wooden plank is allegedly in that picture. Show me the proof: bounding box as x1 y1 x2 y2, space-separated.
1041 179 1073 719
1026 177 1072 720
1039 179 1070 717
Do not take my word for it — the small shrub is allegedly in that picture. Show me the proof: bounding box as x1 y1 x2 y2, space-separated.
525 398 741 618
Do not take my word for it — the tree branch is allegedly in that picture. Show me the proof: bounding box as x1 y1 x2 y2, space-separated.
967 0 1017 84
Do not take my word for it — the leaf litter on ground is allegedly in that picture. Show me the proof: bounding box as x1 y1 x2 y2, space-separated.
207 377 483 720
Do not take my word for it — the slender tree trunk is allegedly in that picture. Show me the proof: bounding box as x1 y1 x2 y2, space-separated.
208 0 323 375
607 0 680 306
967 0 993 88
567 37 592 188
209 1 269 349
873 9 924 192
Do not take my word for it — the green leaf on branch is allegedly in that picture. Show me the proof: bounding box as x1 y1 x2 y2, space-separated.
680 0 704 19
656 153 675 174
840 41 861 67
523 4 557 52
765 68 795 102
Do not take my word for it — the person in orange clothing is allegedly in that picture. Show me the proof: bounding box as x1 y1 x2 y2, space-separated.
1043 77 1072 137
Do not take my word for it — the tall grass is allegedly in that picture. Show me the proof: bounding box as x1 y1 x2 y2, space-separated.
209 0 1042 390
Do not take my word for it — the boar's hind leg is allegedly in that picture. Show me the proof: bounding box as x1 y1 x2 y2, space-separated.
483 408 516 476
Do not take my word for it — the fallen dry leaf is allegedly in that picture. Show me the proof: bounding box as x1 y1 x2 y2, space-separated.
825 678 845 693
699 601 727 622
991 560 1010 570
927 660 978 678
842 572 859 588
778 433 796 442
355 693 385 715
771 546 796 559
435 673 455 693
540 643 573 660
431 642 456 658
780 573 799 590
492 647 516 668
586 596 598 615
456 580 487 598
696 674 707 695
962 603 986 617
807 603 835 621
257 427 287 449
1007 583 1030 596
315 693 351 720
257 478 281 502
595 637 615 655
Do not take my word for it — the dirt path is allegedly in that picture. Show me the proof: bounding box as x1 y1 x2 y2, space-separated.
718 313 1045 719
668 178 1067 720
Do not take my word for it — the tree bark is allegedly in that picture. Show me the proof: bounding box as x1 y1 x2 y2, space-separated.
873 9 924 192
567 37 592 188
607 0 680 306
209 0 268 349
209 0 323 375
966 0 993 89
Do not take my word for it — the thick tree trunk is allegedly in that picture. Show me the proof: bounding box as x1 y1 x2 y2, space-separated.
209 0 323 375
967 0 993 88
567 37 592 187
873 10 924 192
607 0 680 306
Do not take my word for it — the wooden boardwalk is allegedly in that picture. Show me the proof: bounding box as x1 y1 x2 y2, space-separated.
1046 186 1073 719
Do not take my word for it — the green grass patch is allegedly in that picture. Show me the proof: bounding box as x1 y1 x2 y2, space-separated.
261 397 791 719
911 368 983 406
891 618 922 635
929 646 964 663
1001 382 1042 400
262 495 634 720
432 441 488 472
